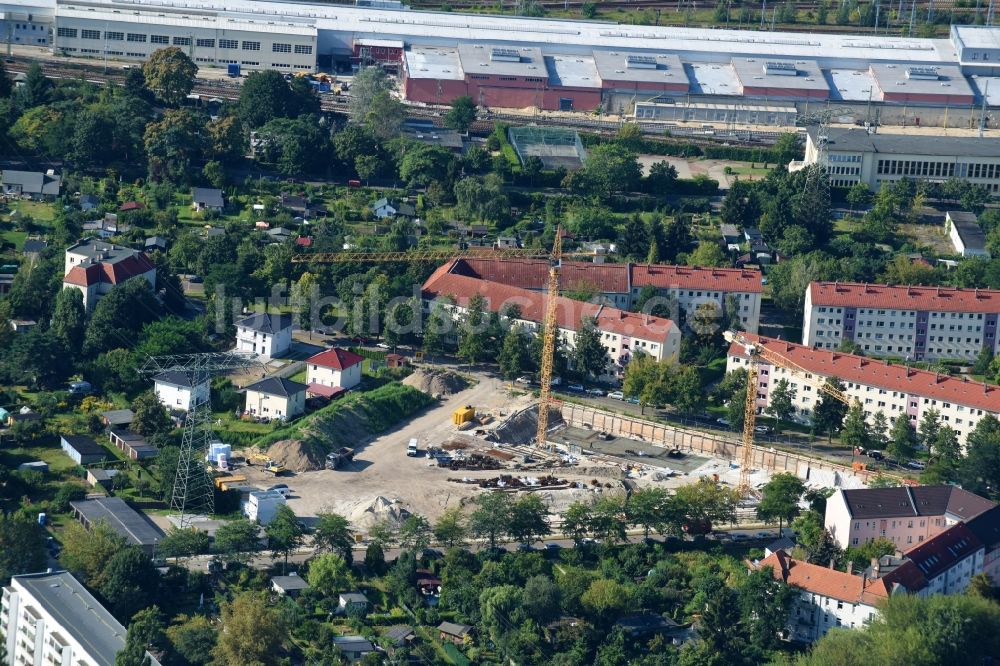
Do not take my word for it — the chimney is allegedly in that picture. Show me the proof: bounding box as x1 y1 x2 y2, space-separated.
846 561 854 575
871 557 880 576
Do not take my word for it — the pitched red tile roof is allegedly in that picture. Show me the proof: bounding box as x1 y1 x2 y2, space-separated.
306 347 365 370
756 550 921 605
809 281 1000 313
119 201 145 211
631 264 763 293
295 236 313 247
728 333 1000 414
446 258 763 295
306 383 346 398
453 258 631 294
422 270 675 343
62 253 156 287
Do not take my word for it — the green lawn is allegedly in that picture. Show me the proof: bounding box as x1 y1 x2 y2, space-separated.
1 230 28 251
288 369 307 384
4 442 79 475
11 201 57 223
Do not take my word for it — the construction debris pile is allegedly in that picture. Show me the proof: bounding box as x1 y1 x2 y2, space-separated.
475 474 570 489
487 404 565 445
403 369 469 396
350 495 411 530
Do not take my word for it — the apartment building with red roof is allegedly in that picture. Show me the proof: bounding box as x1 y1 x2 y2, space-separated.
727 333 1000 448
62 240 156 311
804 281 1000 362
448 258 763 332
422 262 680 378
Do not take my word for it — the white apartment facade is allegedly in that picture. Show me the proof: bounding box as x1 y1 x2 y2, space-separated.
726 334 1000 448
2 570 160 666
243 377 307 419
153 371 210 412
235 313 293 359
803 281 1000 362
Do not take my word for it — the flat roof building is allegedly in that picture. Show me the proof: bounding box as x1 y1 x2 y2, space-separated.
869 63 975 105
2 571 161 666
70 497 164 554
592 51 686 92
946 211 990 257
731 57 829 99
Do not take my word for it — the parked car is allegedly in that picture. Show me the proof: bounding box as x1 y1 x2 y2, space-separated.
376 342 390 349
906 460 926 470
625 397 640 405
515 376 533 385
543 542 562 553
350 336 370 344
868 450 885 461
754 425 771 434
607 390 624 400
586 388 604 397
567 383 585 392
267 483 291 497
716 417 732 427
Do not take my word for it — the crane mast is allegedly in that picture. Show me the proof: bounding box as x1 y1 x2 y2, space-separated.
535 227 563 447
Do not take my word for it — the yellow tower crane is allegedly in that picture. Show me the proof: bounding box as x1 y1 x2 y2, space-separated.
724 331 857 496
293 227 570 447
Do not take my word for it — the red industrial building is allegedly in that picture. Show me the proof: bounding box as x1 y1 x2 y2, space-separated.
732 57 829 99
869 63 975 105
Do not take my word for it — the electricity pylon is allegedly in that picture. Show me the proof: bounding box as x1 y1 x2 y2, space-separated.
141 352 260 527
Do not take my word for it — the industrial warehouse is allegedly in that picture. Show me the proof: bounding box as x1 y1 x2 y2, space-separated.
5 0 1000 122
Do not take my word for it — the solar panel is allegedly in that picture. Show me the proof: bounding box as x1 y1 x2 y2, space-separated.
490 47 521 62
626 54 658 69
906 66 939 80
763 61 797 76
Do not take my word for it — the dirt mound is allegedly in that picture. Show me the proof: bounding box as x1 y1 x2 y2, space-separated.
265 440 325 472
403 369 468 397
488 404 565 445
350 495 411 530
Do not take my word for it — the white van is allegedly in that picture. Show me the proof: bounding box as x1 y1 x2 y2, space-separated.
406 438 419 456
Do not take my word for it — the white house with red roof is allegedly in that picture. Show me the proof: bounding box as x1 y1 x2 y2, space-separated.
727 334 1000 448
423 261 681 379
62 240 156 312
446 258 763 332
803 281 1000 362
305 347 365 394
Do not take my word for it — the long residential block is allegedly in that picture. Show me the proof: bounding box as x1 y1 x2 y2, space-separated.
726 334 1000 448
803 281 1000 362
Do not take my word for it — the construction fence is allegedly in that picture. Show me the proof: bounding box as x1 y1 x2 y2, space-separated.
559 403 876 487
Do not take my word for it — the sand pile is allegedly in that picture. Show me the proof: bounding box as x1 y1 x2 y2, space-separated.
265 440 325 472
488 404 565 445
403 369 468 397
350 495 411 530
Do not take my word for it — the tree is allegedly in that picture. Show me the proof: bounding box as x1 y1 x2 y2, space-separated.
847 182 872 214
213 593 285 666
522 575 561 624
842 538 896 573
580 579 633 624
144 108 205 183
100 547 160 620
670 365 704 415
457 293 491 366
398 143 454 187
812 378 848 442
399 514 433 551
213 518 261 565
573 316 608 379
0 59 13 98
433 507 468 548
2 329 73 389
647 161 679 193
767 378 796 431
166 614 216 666
870 410 889 450
756 473 804 532
20 63 51 108
444 95 477 132
469 492 514 550
51 288 86 355
131 390 173 437
365 90 407 141
253 116 330 176
348 67 393 122
573 143 642 199
157 527 210 563
265 505 304 574
0 513 46 583
508 494 550 545
791 510 840 565
116 606 165 666
673 479 739 533
313 512 354 563
237 69 310 129
60 520 127 589
739 567 794 660
626 487 671 538
561 501 593 543
841 402 870 453
306 552 353 597
143 47 198 106
617 215 650 262
887 414 917 463
686 241 728 268
498 326 531 383
918 408 941 450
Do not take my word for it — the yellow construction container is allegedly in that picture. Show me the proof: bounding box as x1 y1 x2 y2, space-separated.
214 474 246 489
452 405 476 425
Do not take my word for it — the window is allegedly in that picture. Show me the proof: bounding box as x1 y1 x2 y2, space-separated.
57 27 77 38
196 38 215 47
219 38 238 49
173 36 191 46
242 41 261 51
151 34 169 44
105 31 124 41
272 42 291 52
82 29 101 39
127 33 146 42
294 44 312 54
